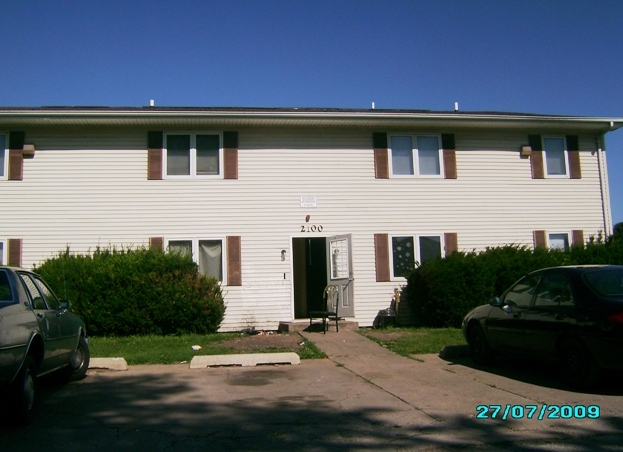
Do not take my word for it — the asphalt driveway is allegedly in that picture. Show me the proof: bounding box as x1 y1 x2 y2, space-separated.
1 330 622 451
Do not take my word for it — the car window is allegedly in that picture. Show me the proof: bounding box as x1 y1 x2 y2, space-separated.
33 276 61 310
534 273 574 307
503 274 540 308
0 270 12 302
19 273 48 310
584 269 623 298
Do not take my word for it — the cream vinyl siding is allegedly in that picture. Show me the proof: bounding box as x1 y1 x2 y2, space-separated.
0 127 607 330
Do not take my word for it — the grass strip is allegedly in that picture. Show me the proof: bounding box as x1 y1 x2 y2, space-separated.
89 333 325 365
359 327 466 356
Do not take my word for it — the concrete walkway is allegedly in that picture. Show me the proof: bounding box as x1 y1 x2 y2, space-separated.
299 329 623 449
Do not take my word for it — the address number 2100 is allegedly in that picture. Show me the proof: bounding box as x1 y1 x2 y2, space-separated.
301 225 324 232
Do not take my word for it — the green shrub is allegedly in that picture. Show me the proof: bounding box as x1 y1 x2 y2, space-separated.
34 247 225 336
403 235 623 328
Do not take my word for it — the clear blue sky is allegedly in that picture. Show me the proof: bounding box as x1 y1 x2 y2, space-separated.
2 0 622 226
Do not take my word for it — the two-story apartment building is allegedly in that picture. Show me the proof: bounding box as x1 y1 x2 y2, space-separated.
1 107 621 331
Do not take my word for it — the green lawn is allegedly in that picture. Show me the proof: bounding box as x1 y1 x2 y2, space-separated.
358 327 466 356
88 333 325 364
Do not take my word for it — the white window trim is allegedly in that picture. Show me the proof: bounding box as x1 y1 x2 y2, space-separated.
163 132 224 179
164 237 226 284
0 133 8 180
0 239 6 265
547 232 570 251
389 134 444 178
389 233 445 280
543 136 569 178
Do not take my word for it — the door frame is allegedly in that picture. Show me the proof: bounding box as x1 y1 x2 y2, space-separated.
289 233 355 320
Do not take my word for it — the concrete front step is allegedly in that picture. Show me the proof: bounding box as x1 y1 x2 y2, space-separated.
278 320 359 333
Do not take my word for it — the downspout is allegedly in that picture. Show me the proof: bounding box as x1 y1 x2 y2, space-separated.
596 135 613 236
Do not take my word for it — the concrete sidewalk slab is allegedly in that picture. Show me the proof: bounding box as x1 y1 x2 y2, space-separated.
88 357 128 370
190 352 300 368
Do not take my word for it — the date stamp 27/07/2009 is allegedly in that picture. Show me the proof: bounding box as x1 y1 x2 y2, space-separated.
476 405 600 420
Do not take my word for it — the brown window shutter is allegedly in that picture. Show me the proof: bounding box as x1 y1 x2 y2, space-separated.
147 131 163 180
149 237 164 252
567 135 581 179
530 151 544 179
373 132 389 179
533 230 546 249
572 230 584 248
8 238 22 267
444 233 458 256
8 150 24 181
147 149 163 180
223 131 238 180
374 233 390 282
227 236 242 286
443 150 457 179
528 135 544 179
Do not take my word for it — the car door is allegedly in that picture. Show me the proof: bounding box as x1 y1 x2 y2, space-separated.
522 272 575 359
18 272 65 373
485 273 540 353
31 274 77 361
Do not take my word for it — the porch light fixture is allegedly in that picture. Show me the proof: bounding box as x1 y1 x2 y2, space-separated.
23 143 36 159
520 145 532 157
281 250 286 261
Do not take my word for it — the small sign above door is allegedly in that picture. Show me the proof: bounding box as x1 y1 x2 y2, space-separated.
300 196 317 208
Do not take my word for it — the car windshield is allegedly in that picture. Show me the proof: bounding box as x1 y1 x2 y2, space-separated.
584 269 623 298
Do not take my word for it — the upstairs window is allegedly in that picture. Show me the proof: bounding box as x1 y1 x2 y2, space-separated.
165 133 221 177
543 137 567 176
390 135 442 177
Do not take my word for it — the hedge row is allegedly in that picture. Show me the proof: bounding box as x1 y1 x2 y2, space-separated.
34 247 225 336
403 233 623 328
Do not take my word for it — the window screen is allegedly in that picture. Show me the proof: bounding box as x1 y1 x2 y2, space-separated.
167 135 191 175
417 136 440 175
419 236 442 264
391 136 414 175
544 138 566 176
196 134 220 175
198 240 222 280
392 236 415 277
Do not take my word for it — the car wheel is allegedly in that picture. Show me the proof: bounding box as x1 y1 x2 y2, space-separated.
68 336 90 381
468 324 492 365
10 356 37 425
557 338 600 389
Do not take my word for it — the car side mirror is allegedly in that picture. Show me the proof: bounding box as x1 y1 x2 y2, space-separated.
490 297 503 307
59 300 72 309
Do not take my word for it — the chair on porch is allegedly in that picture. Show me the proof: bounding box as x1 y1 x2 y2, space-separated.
309 285 342 334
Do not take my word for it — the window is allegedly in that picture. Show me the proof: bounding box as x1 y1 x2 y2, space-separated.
390 135 442 176
0 134 6 179
543 137 567 176
165 133 221 177
503 274 540 308
391 234 443 278
535 273 573 307
166 238 224 281
548 233 569 251
0 240 4 265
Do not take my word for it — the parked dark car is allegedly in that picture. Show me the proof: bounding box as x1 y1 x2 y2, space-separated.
0 266 90 423
462 265 623 387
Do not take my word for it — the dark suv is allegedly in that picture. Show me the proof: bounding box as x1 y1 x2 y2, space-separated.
0 267 90 423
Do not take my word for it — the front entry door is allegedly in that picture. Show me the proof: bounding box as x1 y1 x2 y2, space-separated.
326 235 354 317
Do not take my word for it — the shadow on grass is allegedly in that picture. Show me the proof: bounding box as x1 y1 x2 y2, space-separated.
1 365 623 451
